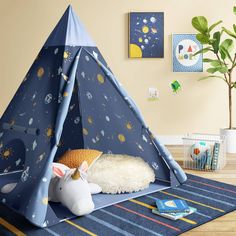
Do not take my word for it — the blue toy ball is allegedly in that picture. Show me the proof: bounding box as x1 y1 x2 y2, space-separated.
190 141 210 161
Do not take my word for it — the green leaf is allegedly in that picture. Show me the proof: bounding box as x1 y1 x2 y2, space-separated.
219 47 226 60
209 20 223 32
222 27 236 39
206 66 228 74
233 24 236 33
193 47 212 56
203 58 214 62
221 39 234 51
218 66 228 73
210 60 223 67
196 33 210 44
234 6 236 15
212 31 221 53
233 82 236 88
207 67 219 74
198 75 225 81
192 16 208 33
219 41 233 62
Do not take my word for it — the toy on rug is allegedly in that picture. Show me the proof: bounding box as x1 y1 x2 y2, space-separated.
1 161 102 216
58 149 155 194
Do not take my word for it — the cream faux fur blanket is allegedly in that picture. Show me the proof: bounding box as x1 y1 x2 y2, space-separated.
87 154 155 194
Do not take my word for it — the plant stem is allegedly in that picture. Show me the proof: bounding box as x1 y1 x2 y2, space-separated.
227 54 236 129
229 83 232 129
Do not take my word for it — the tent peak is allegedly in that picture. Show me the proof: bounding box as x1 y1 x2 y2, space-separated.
44 6 95 47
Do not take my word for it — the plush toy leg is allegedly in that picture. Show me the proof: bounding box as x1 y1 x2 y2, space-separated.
89 183 102 194
1 183 17 194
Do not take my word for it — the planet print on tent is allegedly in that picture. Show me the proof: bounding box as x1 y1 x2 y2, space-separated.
83 128 89 135
118 134 126 143
129 12 164 58
46 127 53 138
44 93 53 104
97 74 104 84
1 148 13 159
126 122 133 130
87 116 93 124
37 67 44 78
86 91 93 100
63 50 72 62
74 116 80 124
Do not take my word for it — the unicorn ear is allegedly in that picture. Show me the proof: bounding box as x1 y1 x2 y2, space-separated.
52 166 65 178
79 161 89 173
52 163 70 178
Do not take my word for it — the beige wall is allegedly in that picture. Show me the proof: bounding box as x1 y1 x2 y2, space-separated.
0 0 235 135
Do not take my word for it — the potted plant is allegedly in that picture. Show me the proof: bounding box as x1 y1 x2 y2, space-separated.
191 6 236 153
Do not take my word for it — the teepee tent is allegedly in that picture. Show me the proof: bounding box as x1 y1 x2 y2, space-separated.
0 6 186 227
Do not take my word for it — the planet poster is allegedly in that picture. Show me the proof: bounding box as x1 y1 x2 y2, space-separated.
172 34 203 72
129 12 164 58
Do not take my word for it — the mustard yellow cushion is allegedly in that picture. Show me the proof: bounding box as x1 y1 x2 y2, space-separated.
58 149 103 169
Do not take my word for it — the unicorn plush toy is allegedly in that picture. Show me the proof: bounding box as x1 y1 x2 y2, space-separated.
1 161 102 216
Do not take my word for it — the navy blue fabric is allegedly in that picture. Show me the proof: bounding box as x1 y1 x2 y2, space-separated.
0 6 186 227
0 174 236 236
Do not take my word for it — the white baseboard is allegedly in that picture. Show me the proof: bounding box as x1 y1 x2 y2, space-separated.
158 135 183 145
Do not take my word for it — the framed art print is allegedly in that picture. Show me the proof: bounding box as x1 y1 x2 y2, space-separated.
129 12 164 58
172 34 203 72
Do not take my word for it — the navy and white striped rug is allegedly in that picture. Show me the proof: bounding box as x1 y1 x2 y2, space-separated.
1 174 236 236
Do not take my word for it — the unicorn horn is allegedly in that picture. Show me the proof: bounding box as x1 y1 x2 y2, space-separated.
71 168 80 180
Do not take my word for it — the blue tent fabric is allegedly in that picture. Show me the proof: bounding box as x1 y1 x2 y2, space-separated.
0 6 186 227
45 6 95 47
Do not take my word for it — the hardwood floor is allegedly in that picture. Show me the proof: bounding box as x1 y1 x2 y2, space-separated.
167 145 236 236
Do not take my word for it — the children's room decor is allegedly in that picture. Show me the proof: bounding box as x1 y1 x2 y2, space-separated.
172 34 203 72
129 12 164 58
0 6 186 228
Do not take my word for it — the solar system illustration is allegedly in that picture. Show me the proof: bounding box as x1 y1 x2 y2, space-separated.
129 12 164 58
172 34 203 72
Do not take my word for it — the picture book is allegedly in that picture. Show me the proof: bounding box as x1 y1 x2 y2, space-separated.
156 199 190 213
152 206 197 220
205 149 212 170
212 142 220 170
